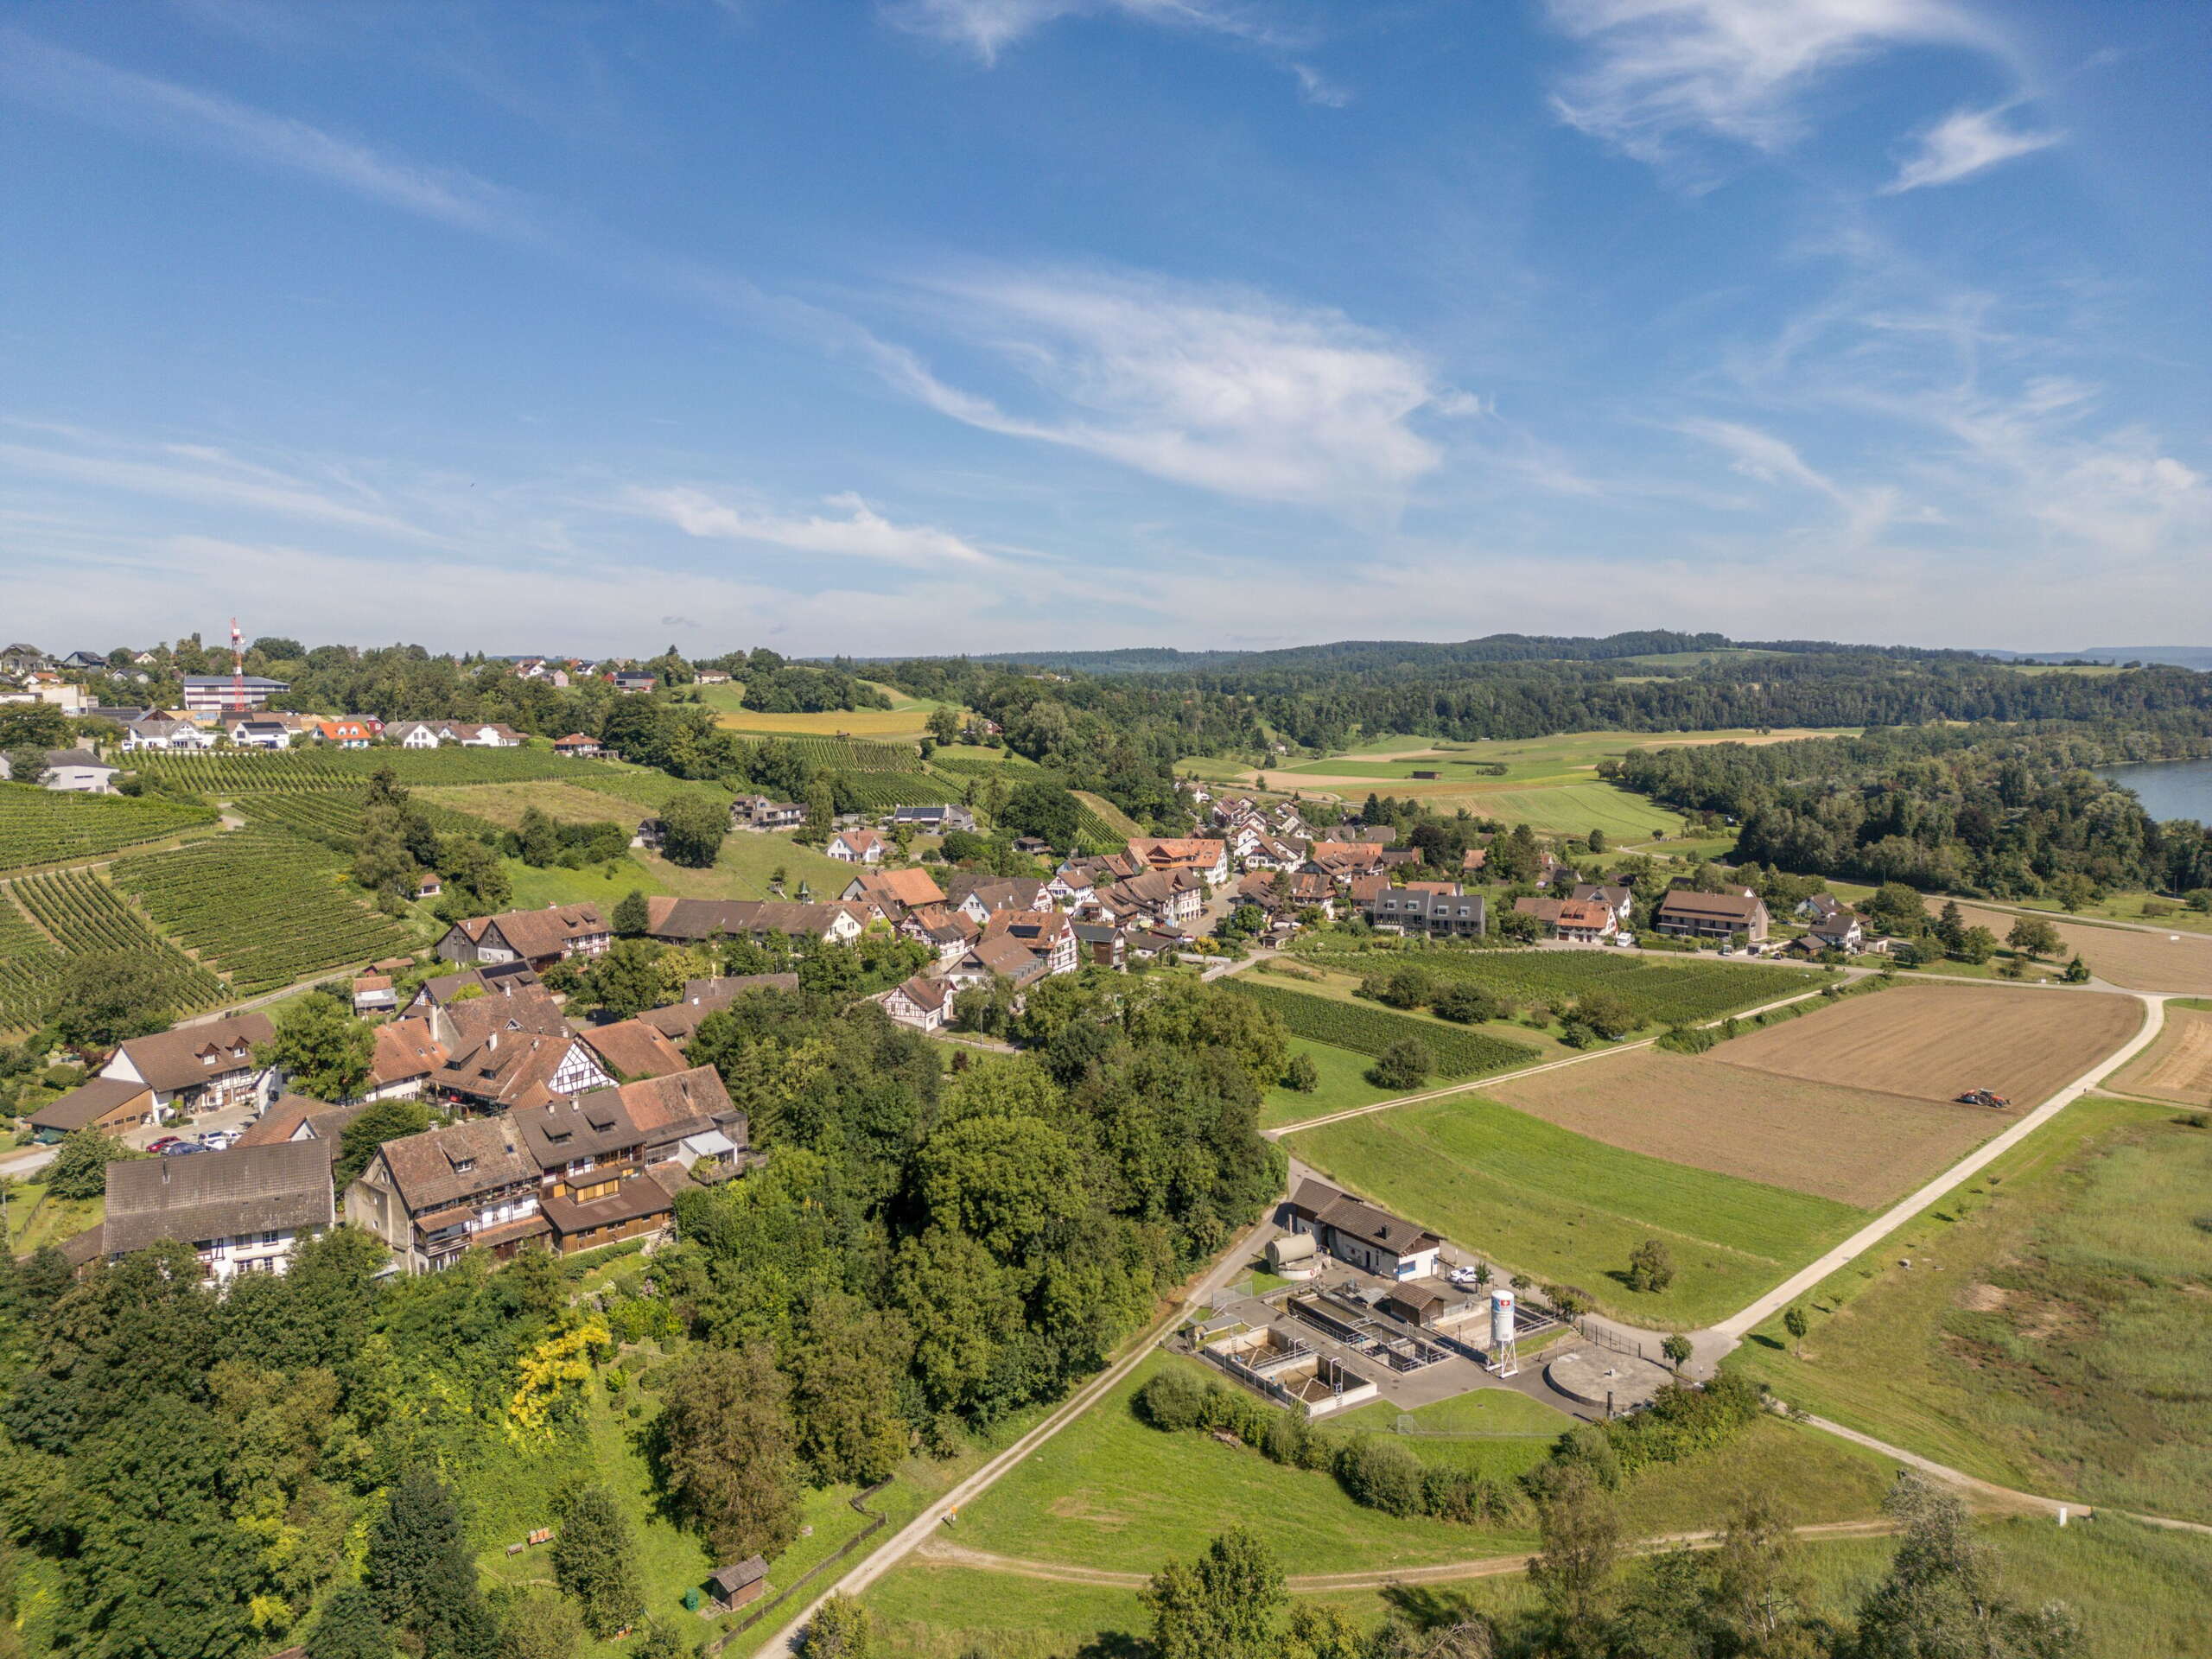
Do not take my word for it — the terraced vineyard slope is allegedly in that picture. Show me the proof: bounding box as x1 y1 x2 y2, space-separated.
0 870 230 1032
130 747 582 794
0 785 216 873
111 828 419 994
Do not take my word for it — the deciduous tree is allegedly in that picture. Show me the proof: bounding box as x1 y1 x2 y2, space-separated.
550 1483 643 1639
654 1345 802 1561
258 992 375 1103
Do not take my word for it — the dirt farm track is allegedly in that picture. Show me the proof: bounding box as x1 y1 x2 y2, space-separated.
1713 982 2143 1108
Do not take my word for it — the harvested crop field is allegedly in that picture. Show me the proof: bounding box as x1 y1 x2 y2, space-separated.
1490 1047 2012 1207
2108 1004 2212 1105
1943 901 2212 995
1713 983 2141 1108
418 782 656 830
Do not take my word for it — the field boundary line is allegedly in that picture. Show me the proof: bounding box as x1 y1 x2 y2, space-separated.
1709 992 2169 1341
1265 973 1860 1139
906 1518 1904 1593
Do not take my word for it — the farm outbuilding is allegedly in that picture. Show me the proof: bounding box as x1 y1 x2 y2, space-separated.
707 1556 768 1611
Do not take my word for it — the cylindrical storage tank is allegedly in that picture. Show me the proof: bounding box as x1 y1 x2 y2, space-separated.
1491 1288 1516 1346
1267 1232 1319 1280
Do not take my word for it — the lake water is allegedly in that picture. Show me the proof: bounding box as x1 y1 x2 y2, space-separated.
2097 758 2212 825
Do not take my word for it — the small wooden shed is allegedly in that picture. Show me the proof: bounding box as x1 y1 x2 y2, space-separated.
708 1555 769 1611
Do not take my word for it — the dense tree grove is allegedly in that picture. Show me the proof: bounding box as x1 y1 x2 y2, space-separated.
1615 724 2212 895
0 969 1284 1658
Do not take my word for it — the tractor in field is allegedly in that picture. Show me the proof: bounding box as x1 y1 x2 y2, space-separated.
1955 1088 2012 1109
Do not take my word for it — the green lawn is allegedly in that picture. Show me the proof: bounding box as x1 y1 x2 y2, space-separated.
1433 781 1685 840
870 1510 2212 1659
955 1355 1517 1576
1262 1036 1406 1128
1726 1094 2212 1523
2 1182 101 1255
1332 1386 1569 1440
1288 1092 1868 1328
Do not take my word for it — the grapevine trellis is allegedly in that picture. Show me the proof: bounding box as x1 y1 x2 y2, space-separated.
0 785 216 874
0 870 229 1032
110 827 418 995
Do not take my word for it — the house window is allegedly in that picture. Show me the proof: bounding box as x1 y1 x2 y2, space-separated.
262 1230 280 1245
452 1156 475 1173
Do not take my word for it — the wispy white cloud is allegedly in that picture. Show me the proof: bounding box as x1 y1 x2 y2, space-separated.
631 487 1005 567
0 433 453 544
868 268 1460 512
1882 103 2060 192
1544 0 2001 166
0 29 531 235
1675 417 1903 544
882 0 1344 102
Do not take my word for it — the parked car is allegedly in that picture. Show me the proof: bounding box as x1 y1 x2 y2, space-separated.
147 1135 182 1153
160 1141 205 1156
199 1129 239 1151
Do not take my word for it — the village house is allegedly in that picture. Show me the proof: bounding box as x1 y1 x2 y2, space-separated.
123 713 213 752
100 1012 279 1119
1802 906 1867 954
644 895 868 947
1071 920 1126 969
842 866 947 914
890 804 976 834
1366 884 1487 939
425 996 614 1114
29 748 118 793
730 795 806 830
349 1113 550 1271
826 828 886 865
944 933 1051 993
575 1020 691 1082
316 719 379 747
71 1141 334 1282
226 718 292 750
611 671 658 693
1569 884 1634 926
1045 865 1096 908
435 904 612 969
365 1017 449 1100
880 974 957 1032
1126 836 1230 887
552 733 603 758
386 721 446 748
233 1095 372 1169
1285 1178 1442 1281
1112 867 1205 929
1655 890 1770 944
1514 895 1618 944
983 909 1080 977
402 962 542 1016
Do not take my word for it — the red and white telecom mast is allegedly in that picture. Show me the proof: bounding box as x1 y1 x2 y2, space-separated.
230 617 246 714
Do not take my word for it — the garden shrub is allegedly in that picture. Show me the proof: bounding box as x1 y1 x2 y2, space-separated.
1138 1365 1213 1431
1333 1436 1425 1516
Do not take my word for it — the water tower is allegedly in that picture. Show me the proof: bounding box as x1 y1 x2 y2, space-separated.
1490 1287 1519 1377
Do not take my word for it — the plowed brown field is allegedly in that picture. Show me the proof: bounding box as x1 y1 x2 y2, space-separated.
1713 983 2142 1106
1491 1048 2007 1207
1943 901 2212 995
2109 1004 2212 1105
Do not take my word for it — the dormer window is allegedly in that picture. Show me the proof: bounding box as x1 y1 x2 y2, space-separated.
451 1156 475 1173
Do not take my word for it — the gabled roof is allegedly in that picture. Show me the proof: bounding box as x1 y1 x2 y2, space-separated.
371 1017 449 1087
576 1020 690 1082
234 1095 371 1163
1656 890 1766 922
376 1116 537 1213
29 1077 152 1135
613 1066 735 1141
475 904 607 962
112 1013 276 1094
849 867 947 909
1287 1178 1440 1259
104 1141 332 1256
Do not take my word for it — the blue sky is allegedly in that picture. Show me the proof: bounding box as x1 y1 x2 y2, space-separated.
2 0 2207 656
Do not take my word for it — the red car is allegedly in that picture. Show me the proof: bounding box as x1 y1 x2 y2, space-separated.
147 1135 183 1153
